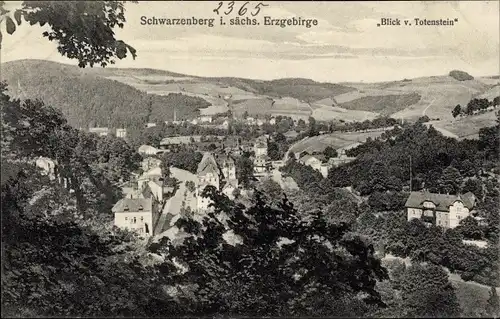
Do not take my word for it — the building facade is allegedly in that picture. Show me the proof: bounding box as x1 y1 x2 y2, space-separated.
253 136 268 157
112 198 159 237
116 128 127 138
405 191 476 229
196 152 221 211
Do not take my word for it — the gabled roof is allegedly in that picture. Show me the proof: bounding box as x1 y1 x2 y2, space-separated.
197 152 220 176
112 198 152 213
139 166 162 180
138 144 158 152
405 191 475 211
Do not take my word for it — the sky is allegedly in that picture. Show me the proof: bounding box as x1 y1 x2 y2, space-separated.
1 1 499 82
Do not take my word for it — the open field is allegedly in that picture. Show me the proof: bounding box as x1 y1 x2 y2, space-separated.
270 97 312 120
476 84 500 100
311 105 379 122
339 76 492 121
288 130 388 155
231 98 274 117
432 110 499 140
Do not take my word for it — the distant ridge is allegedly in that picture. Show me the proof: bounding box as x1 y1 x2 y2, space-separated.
1 59 497 129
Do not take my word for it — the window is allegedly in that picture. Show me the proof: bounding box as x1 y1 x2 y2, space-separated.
437 220 441 225
457 215 461 220
140 216 144 222
133 217 137 224
125 217 128 221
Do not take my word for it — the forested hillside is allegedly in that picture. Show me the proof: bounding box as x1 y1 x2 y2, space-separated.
1 60 210 129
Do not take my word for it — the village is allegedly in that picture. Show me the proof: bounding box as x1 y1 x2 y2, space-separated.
107 114 360 243
35 113 477 248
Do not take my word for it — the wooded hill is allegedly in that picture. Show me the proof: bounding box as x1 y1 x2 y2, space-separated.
1 60 210 129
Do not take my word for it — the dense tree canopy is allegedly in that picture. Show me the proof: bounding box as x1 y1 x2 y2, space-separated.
150 187 389 317
400 263 461 317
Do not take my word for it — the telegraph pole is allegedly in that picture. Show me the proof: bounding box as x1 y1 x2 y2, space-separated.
409 155 412 192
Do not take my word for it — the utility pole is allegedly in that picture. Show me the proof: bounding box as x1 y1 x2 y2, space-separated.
409 155 412 192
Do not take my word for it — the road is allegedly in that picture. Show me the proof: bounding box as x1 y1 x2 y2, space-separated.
422 97 436 117
153 167 198 238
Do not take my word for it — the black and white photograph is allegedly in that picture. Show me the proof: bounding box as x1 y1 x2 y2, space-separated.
1 0 499 317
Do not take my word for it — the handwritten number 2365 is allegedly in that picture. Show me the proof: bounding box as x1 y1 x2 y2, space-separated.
213 2 269 17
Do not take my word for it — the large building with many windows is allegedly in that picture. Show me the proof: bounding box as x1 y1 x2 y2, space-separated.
405 191 476 229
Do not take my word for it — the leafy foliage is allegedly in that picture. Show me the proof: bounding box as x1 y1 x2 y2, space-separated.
0 1 137 67
400 263 461 317
151 187 389 317
329 122 496 196
235 152 254 188
160 149 203 174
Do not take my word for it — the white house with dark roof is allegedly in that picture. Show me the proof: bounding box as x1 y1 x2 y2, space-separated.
138 144 160 156
405 191 476 228
112 197 159 237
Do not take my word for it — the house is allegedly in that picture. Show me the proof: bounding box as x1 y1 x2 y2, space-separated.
256 119 265 126
146 122 157 128
35 157 56 180
198 116 213 123
116 128 127 138
328 150 356 167
269 118 276 125
253 136 268 157
138 144 160 156
299 154 326 172
196 152 221 212
112 197 159 237
405 191 476 229
159 136 199 150
319 163 330 178
137 166 162 191
88 127 109 136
